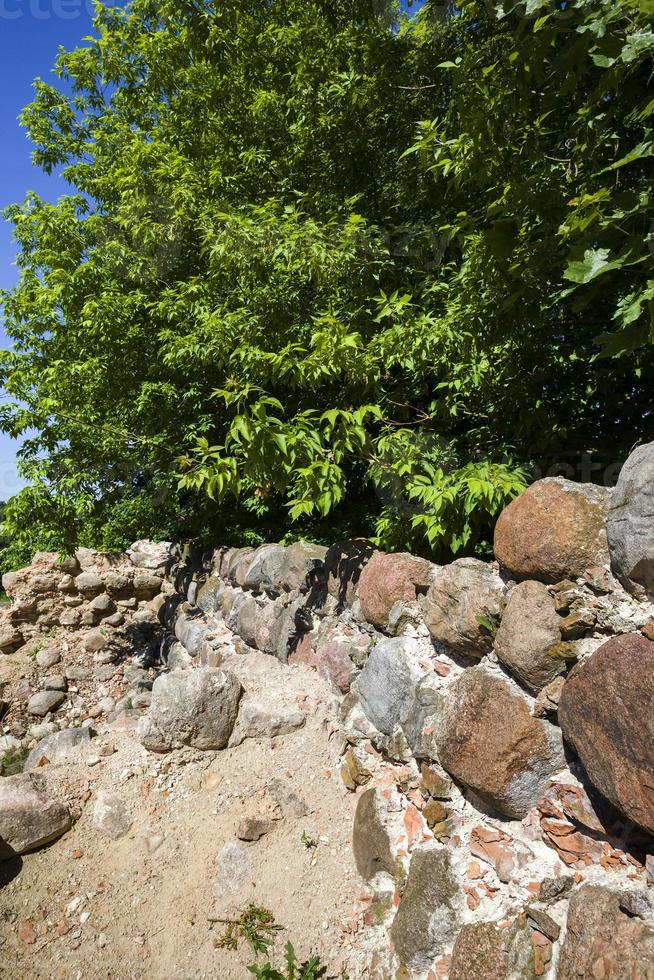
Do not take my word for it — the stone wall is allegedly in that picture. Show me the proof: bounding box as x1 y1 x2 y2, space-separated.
2 442 654 976
159 453 654 977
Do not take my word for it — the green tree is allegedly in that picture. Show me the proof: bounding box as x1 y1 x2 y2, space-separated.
1 0 653 565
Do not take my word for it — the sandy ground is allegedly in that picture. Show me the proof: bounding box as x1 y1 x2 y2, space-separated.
0 652 369 980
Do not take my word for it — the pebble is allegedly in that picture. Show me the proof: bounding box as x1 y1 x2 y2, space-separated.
17 921 36 944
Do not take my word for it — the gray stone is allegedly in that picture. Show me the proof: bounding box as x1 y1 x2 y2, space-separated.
0 772 71 855
104 612 125 627
402 675 444 759
138 667 242 752
242 543 285 594
358 637 423 736
174 611 215 659
35 647 61 669
195 576 222 615
608 442 654 598
60 608 82 627
133 571 162 598
231 699 305 744
74 571 104 594
83 629 110 653
92 791 133 840
494 580 567 693
390 848 460 971
90 593 115 613
235 595 261 648
25 727 92 770
65 665 91 682
213 842 251 897
352 788 399 881
27 690 66 717
43 674 67 691
0 625 23 654
275 541 327 594
128 539 171 570
422 558 506 658
0 735 22 760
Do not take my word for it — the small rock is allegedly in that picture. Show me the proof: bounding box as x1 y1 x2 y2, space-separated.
449 919 536 980
213 842 251 897
92 792 133 840
74 572 104 595
27 690 66 717
90 593 115 614
0 625 24 654
526 907 561 941
43 674 67 692
538 876 573 902
36 647 61 669
236 816 274 841
83 630 110 653
231 699 305 743
18 921 37 944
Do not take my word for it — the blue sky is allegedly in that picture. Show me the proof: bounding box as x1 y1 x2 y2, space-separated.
0 0 97 500
0 0 424 502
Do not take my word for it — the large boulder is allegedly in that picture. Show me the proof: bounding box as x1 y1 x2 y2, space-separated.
390 848 460 971
558 633 654 833
423 558 506 658
352 788 400 881
494 478 612 582
449 920 536 980
357 552 432 631
494 580 567 693
558 885 654 979
357 637 424 736
0 772 71 855
138 667 242 752
436 666 565 818
607 441 654 597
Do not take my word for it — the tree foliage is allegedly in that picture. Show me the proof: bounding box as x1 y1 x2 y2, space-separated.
1 0 653 565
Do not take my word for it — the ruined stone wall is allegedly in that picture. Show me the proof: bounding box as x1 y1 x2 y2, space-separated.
160 456 654 977
2 443 654 977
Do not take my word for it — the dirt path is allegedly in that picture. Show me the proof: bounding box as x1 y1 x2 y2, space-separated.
1 653 369 979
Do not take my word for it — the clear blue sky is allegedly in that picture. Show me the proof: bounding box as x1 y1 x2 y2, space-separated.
0 0 423 502
0 0 97 501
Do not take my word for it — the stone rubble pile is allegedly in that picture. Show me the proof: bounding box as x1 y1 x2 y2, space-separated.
2 442 654 977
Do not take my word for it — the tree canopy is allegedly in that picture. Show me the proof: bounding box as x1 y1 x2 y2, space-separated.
1 0 653 568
